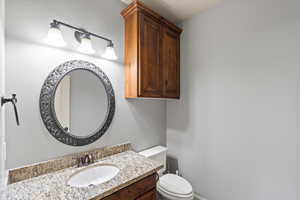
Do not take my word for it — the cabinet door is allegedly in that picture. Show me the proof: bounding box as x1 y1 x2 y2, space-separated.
99 174 157 200
136 189 157 200
139 13 163 97
162 27 180 98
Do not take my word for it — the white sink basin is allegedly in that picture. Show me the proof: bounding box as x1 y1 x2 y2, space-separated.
67 164 120 188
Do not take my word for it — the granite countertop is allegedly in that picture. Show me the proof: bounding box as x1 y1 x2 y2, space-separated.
5 151 162 200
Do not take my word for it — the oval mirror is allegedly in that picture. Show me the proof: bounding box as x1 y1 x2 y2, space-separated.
54 70 108 137
40 60 115 146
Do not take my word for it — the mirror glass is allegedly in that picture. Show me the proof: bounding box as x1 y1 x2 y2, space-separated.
54 70 108 137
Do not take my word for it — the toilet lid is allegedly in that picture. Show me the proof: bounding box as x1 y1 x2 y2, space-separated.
158 174 193 196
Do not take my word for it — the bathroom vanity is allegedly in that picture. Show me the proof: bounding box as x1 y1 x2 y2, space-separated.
5 143 162 200
98 174 157 200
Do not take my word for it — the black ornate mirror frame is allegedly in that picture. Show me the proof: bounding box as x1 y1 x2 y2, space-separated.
39 60 115 146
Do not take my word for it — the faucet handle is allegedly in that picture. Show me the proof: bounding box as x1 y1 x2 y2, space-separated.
84 154 95 165
88 154 94 164
73 154 94 168
84 155 90 164
73 157 83 167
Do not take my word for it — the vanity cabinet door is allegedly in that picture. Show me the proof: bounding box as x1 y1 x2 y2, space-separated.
139 13 163 98
136 189 156 200
99 174 156 200
162 27 180 98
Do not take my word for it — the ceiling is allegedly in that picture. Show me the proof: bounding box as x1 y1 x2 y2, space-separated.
121 0 221 23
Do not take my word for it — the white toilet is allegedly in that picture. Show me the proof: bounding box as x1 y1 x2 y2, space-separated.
139 146 194 200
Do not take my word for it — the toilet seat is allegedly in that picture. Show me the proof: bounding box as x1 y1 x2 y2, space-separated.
157 185 194 200
157 174 193 200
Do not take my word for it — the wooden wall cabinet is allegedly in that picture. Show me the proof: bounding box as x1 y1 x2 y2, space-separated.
121 0 182 99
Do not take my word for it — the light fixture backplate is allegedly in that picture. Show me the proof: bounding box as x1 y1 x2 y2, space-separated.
74 28 88 43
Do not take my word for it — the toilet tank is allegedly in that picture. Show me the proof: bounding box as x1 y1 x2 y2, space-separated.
139 146 167 175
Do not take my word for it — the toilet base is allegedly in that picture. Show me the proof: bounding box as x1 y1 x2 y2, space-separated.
157 192 195 200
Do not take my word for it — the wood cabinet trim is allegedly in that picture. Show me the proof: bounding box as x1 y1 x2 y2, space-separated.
136 189 157 200
121 0 182 34
162 27 180 98
124 10 139 98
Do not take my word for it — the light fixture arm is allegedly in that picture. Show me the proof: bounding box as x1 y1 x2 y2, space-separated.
53 19 114 45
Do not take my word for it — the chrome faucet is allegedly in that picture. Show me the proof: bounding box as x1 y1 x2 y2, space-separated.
75 154 94 167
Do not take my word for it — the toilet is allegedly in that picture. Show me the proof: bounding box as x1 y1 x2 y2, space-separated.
139 146 194 200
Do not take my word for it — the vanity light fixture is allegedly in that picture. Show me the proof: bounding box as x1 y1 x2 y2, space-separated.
45 20 117 60
44 21 67 47
102 41 118 60
76 33 96 54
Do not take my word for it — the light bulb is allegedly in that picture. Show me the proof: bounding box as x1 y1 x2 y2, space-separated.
44 23 67 47
77 36 95 54
102 43 118 60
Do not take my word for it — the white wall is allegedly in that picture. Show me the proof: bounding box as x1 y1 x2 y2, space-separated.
0 0 5 192
167 0 300 199
5 0 166 169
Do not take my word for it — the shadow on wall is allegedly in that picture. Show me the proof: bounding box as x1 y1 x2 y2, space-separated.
166 22 213 143
166 28 194 133
126 99 167 149
166 155 179 174
167 97 190 132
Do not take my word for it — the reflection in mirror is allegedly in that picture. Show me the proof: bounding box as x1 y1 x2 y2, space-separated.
54 70 108 137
